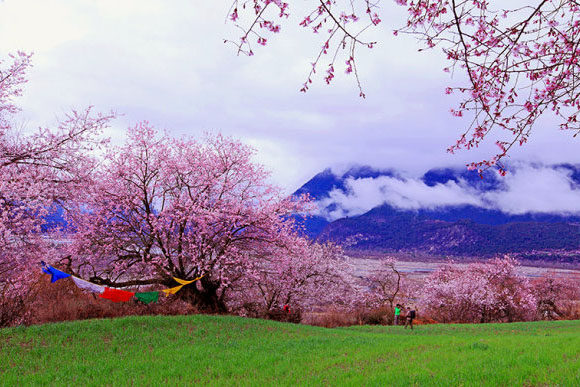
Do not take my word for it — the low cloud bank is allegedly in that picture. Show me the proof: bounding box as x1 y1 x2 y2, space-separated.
316 165 580 221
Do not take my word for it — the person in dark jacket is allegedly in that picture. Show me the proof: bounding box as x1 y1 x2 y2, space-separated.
404 306 416 330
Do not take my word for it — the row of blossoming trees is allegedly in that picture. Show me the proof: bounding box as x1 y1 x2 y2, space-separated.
422 257 580 323
2 52 579 327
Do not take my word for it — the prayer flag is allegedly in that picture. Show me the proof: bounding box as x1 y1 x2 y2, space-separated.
161 275 204 296
135 292 159 304
71 276 105 294
41 263 71 283
161 285 184 297
173 277 195 285
173 275 204 286
99 287 135 302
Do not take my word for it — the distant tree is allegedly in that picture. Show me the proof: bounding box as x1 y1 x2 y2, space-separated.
532 273 580 320
230 1 580 173
227 241 354 318
66 123 313 313
365 257 403 309
422 256 536 323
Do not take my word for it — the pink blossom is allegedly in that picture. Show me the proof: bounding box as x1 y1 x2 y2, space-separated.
65 124 317 313
422 256 537 323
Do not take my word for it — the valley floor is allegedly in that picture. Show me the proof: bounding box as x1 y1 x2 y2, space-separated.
1 315 579 386
350 257 580 281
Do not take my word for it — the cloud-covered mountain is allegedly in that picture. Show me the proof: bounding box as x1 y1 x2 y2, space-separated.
294 164 580 261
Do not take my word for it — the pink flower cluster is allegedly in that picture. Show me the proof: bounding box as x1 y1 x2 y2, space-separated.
1 53 114 323
228 1 580 171
394 0 580 173
227 0 380 97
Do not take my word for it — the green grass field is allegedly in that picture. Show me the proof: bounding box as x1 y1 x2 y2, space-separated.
1 315 579 386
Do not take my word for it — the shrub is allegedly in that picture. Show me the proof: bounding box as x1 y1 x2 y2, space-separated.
354 306 393 325
301 310 357 328
0 282 29 328
18 274 198 326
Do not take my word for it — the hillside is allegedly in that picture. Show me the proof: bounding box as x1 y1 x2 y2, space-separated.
317 204 580 259
2 315 580 385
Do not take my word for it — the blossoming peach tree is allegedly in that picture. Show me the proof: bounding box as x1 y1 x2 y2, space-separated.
226 240 355 317
229 1 580 174
64 123 349 313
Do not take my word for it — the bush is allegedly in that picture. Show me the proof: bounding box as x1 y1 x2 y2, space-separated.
265 310 302 324
301 310 357 328
0 283 28 328
15 274 198 326
302 306 398 328
0 269 39 328
354 306 394 325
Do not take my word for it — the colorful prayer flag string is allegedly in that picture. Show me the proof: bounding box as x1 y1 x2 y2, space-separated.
40 263 205 304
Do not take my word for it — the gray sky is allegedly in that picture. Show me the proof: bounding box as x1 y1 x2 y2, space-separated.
2 0 580 193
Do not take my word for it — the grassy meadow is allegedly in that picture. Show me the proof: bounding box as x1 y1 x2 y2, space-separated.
1 315 579 386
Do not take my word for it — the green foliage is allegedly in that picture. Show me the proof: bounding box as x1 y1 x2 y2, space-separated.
1 316 580 386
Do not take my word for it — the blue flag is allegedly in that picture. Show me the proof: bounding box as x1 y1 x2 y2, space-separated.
41 262 71 283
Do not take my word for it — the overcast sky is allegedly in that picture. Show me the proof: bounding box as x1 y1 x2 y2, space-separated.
2 0 580 194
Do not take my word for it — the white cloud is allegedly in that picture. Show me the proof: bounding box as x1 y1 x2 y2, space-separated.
484 165 580 215
318 175 482 220
0 0 90 53
315 165 580 220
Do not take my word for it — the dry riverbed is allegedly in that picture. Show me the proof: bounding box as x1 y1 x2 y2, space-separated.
350 256 580 280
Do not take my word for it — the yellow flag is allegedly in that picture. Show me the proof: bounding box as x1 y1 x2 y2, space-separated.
173 277 195 286
162 275 205 297
173 275 205 286
161 285 184 297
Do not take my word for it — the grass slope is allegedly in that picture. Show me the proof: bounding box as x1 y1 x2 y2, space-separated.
1 315 579 386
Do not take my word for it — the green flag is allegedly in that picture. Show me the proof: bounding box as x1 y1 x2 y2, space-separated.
135 291 159 304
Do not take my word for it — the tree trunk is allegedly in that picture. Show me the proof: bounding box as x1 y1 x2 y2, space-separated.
179 280 227 313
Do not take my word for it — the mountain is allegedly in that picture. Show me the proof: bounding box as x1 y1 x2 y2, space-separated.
41 205 67 232
294 165 397 199
293 166 397 239
293 164 580 262
317 204 580 258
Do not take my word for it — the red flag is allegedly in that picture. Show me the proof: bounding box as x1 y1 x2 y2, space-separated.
99 287 135 302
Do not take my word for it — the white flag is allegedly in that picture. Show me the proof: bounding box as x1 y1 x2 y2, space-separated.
72 276 105 294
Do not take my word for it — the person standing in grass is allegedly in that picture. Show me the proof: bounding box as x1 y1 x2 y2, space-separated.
394 304 402 326
404 306 416 330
